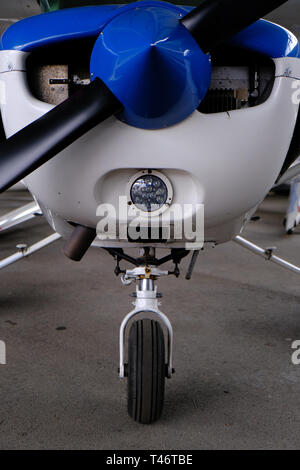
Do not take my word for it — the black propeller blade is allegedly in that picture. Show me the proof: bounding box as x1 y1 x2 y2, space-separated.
0 78 122 192
180 0 288 52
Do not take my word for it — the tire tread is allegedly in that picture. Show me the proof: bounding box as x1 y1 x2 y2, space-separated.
128 318 165 424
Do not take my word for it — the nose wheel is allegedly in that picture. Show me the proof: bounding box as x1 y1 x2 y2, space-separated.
111 248 191 424
118 265 175 424
128 318 165 424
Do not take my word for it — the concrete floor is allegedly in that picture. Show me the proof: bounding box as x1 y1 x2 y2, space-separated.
0 190 300 449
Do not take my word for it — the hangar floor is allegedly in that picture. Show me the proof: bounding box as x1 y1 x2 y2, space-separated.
0 190 300 450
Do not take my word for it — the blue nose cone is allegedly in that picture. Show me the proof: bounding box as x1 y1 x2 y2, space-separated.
90 2 211 129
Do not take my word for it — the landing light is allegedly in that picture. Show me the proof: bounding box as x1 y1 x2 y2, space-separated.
128 171 173 214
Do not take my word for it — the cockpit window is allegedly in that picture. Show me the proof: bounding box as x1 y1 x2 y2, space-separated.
39 0 198 11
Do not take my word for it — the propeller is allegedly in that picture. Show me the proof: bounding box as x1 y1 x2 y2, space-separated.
0 0 289 193
180 0 288 52
0 78 122 192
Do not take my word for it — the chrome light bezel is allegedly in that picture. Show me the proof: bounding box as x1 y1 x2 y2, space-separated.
126 170 173 217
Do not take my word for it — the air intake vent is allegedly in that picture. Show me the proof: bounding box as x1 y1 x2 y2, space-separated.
199 87 249 113
198 46 275 114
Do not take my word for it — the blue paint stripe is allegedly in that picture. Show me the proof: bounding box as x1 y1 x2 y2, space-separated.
229 19 300 59
0 6 121 51
1 3 299 59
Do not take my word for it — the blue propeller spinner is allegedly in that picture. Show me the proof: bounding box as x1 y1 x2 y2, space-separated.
90 2 211 129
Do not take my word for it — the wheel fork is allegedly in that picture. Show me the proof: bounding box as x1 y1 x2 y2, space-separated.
119 266 174 379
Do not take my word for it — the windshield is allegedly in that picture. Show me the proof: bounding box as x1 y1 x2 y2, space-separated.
39 0 197 11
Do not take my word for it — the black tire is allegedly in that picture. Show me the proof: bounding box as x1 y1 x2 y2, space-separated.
128 318 165 424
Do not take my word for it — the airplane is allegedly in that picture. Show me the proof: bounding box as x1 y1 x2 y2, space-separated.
0 0 300 424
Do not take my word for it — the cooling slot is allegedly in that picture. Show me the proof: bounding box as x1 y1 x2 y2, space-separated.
26 39 94 106
198 46 275 114
199 88 249 113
